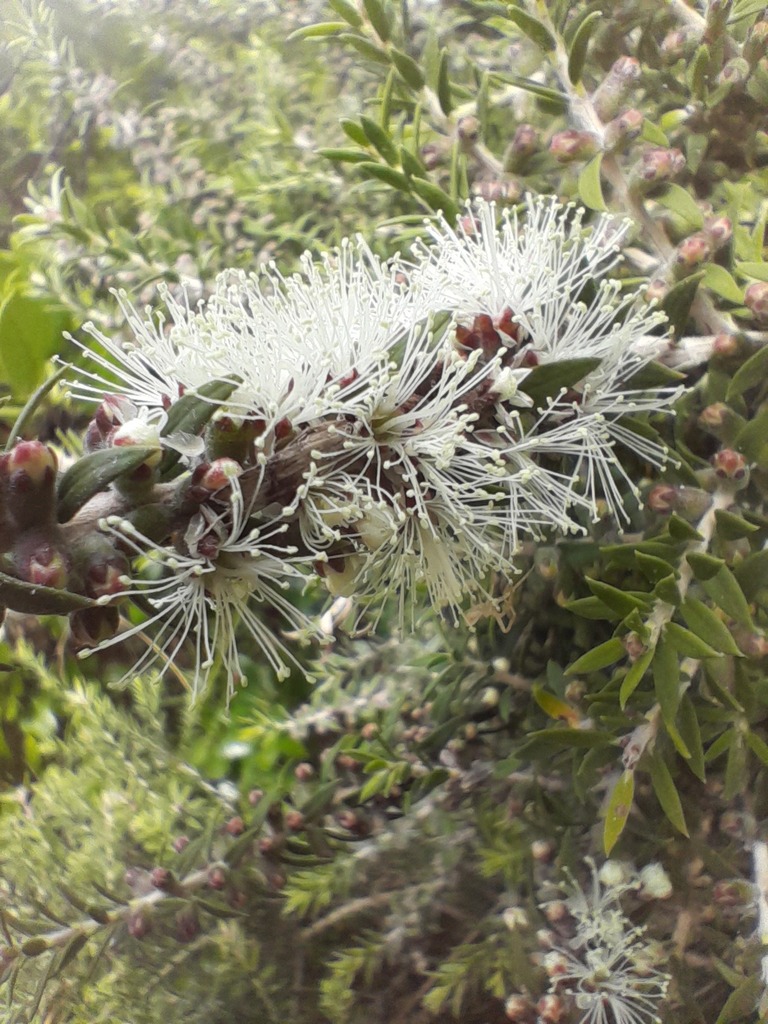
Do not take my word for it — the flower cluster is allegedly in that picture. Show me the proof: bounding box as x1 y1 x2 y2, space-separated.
539 860 671 1024
62 197 675 695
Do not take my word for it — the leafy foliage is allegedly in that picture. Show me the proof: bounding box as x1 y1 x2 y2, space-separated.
1 1 768 1023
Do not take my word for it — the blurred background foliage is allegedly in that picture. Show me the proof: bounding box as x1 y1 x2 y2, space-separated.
1 1 768 1023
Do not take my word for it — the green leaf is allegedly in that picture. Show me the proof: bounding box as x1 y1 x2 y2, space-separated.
328 0 364 27
665 621 720 659
653 575 681 606
409 178 460 220
619 648 654 707
667 514 704 542
566 637 626 675
648 750 689 836
714 509 759 540
340 118 370 146
159 378 239 477
577 153 606 212
660 271 706 337
390 48 425 90
0 569 95 615
715 974 763 1024
436 49 452 115
678 694 706 781
0 289 70 400
359 115 398 165
726 341 768 400
360 161 409 190
700 565 754 628
736 260 768 282
603 769 634 855
680 597 741 655
656 184 705 231
519 357 602 405
724 733 748 800
635 551 679 585
399 146 425 177
504 5 556 51
362 0 391 41
567 10 602 84
746 730 768 767
57 445 159 523
317 148 371 164
734 549 768 600
640 120 669 146
339 32 390 64
654 635 688 757
586 578 651 618
565 596 619 621
702 264 744 304
686 551 725 581
286 21 347 41
533 684 580 724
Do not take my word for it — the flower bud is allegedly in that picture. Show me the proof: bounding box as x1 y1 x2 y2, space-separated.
505 123 539 171
457 115 480 149
717 57 750 88
207 864 229 890
675 232 712 272
284 809 305 831
637 147 685 183
150 867 175 890
184 458 243 506
638 862 673 900
294 762 315 781
224 816 246 837
647 483 678 513
745 281 768 322
3 441 58 529
205 411 263 462
504 993 535 1021
531 839 554 862
71 533 130 600
660 28 693 62
174 907 200 943
704 216 732 249
592 56 641 121
623 631 647 661
173 835 190 854
537 994 566 1022
502 907 528 931
549 129 600 163
604 108 644 150
645 278 669 304
711 448 749 487
471 179 520 204
745 20 768 65
11 530 69 589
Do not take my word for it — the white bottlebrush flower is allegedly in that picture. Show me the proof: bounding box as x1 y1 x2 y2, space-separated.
410 196 677 520
85 477 313 698
542 860 670 1024
66 235 430 445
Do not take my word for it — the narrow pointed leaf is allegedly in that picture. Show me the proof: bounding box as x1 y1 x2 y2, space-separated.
57 445 158 523
436 49 452 114
505 5 556 51
620 648 654 707
577 153 606 212
362 0 391 41
648 750 689 836
359 116 398 165
568 10 602 84
603 769 634 854
680 597 741 655
678 694 705 780
700 566 753 628
390 48 425 90
586 578 651 618
567 637 626 675
520 357 601 404
665 621 720 659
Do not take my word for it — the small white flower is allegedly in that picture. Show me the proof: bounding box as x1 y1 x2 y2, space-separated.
85 479 313 698
542 860 670 1024
410 196 678 520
